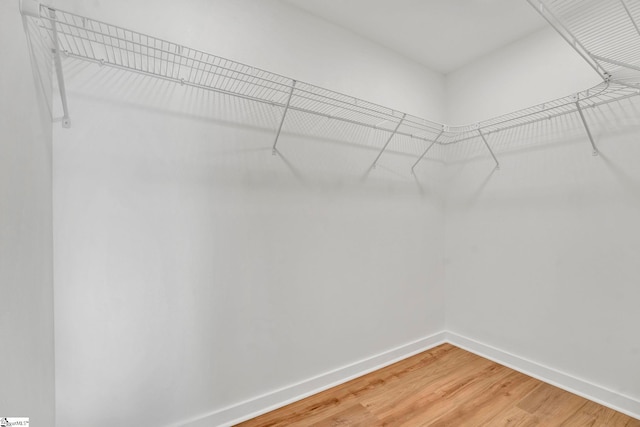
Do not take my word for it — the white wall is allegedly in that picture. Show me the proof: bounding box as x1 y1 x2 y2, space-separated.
445 27 602 125
0 1 55 424
445 23 640 416
50 1 447 426
19 0 639 424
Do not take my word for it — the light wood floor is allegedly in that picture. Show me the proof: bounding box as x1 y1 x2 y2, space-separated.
236 343 640 426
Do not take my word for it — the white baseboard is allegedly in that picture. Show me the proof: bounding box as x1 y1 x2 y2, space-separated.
446 331 640 421
178 331 447 427
175 330 639 426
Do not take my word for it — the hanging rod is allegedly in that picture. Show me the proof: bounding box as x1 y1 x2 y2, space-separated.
21 1 640 169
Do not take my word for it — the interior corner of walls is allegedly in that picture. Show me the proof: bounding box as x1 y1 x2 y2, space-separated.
175 332 447 427
442 26 602 124
445 331 640 421
442 71 462 127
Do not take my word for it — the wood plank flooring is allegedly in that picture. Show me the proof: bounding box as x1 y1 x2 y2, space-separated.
236 343 640 426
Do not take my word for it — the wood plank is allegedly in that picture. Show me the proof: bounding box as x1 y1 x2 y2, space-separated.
236 344 459 427
308 404 380 427
236 344 640 427
559 401 640 427
361 347 494 421
517 382 589 424
480 406 540 427
425 370 540 426
373 358 515 426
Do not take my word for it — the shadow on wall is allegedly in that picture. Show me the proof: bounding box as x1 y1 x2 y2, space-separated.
446 95 640 165
442 94 640 207
23 14 54 120
26 16 640 202
36 53 447 197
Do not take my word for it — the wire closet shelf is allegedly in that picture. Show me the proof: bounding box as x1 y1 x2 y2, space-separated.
21 0 640 170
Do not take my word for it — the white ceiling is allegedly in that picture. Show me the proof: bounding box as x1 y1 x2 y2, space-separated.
282 0 548 74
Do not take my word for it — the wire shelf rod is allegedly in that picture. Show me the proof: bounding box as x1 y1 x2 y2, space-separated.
23 2 640 165
43 9 290 81
38 10 444 135
43 4 586 139
39 15 295 89
442 83 613 139
441 86 639 146
58 49 441 146
479 85 610 129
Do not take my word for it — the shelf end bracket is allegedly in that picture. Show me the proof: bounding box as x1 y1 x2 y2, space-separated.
272 80 296 155
368 113 407 170
411 127 445 174
574 95 598 156
48 7 71 128
478 129 500 170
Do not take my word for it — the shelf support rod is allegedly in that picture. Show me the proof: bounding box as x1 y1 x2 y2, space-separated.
369 113 406 169
611 79 640 90
272 80 296 155
620 0 640 38
411 129 445 174
478 129 500 170
575 99 599 156
48 8 71 128
591 54 640 73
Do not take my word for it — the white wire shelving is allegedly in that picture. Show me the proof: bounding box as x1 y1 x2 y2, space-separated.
20 0 640 172
531 0 640 85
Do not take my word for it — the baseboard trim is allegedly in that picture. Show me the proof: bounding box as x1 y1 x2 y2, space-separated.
176 330 639 426
178 331 447 427
446 331 640 421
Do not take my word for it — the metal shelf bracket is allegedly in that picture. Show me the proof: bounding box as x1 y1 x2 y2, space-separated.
48 7 71 128
478 129 500 170
272 80 296 155
19 3 640 166
573 94 599 156
411 128 445 174
369 113 407 170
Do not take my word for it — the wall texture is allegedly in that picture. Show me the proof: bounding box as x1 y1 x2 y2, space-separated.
0 0 55 424
50 0 447 425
